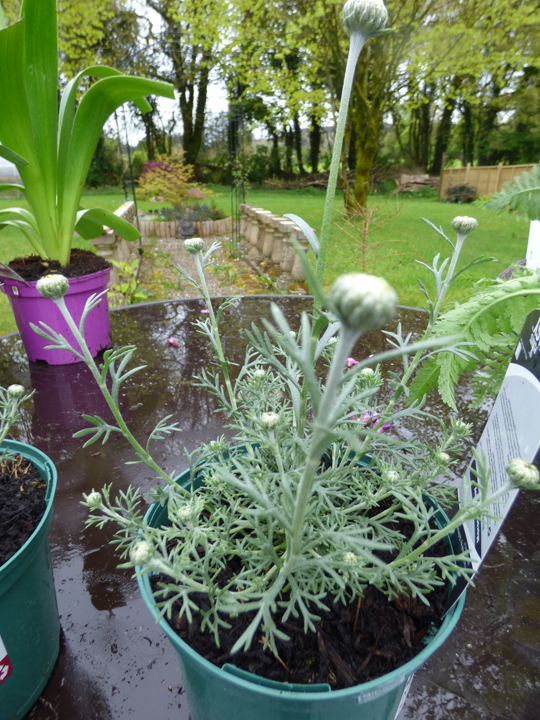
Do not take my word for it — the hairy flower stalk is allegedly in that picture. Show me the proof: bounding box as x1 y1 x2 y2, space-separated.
0 384 33 446
289 274 396 561
34 283 181 490
316 0 388 293
187 241 237 412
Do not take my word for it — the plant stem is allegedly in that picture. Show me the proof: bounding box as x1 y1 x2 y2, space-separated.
193 253 237 412
316 32 365 299
54 296 180 489
390 481 515 570
289 326 360 558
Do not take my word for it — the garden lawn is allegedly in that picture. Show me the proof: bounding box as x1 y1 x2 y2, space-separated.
243 187 530 308
0 187 530 336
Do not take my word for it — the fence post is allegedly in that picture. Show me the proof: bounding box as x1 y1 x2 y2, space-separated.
496 162 503 192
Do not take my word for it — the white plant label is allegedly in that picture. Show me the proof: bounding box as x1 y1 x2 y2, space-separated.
394 673 415 718
449 309 540 608
526 220 540 271
0 632 13 685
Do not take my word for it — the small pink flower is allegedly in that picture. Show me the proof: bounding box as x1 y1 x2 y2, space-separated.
167 337 179 347
346 357 359 368
363 411 392 434
201 306 210 314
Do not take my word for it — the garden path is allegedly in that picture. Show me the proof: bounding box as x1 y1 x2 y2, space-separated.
136 234 306 302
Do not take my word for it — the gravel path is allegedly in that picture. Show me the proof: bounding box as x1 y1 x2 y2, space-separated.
136 234 306 302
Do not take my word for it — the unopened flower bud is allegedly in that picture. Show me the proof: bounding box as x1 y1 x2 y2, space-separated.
84 490 102 508
385 471 399 483
360 368 375 378
330 273 397 331
252 368 266 380
177 505 193 523
261 412 279 430
7 385 25 399
36 274 69 299
184 238 205 255
451 216 478 236
343 0 388 37
437 452 451 466
506 458 540 490
343 552 358 565
130 541 154 565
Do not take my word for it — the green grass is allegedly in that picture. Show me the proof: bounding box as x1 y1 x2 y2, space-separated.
243 186 529 309
0 186 530 336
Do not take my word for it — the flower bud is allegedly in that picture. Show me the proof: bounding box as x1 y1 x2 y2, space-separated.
385 470 399 483
451 216 478 236
252 368 266 380
506 458 540 490
177 505 193 523
7 384 25 399
343 0 388 37
130 541 154 565
36 274 69 299
330 273 397 332
360 368 375 379
184 238 205 255
437 452 451 466
343 552 358 565
261 412 280 430
83 490 102 508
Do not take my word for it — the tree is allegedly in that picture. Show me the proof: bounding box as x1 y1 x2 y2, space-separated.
145 0 226 167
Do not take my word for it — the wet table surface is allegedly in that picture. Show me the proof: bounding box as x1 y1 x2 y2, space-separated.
1 296 539 720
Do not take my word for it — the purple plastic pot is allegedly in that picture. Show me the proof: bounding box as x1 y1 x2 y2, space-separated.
0 268 112 365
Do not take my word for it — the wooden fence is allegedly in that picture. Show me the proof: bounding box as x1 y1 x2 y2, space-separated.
439 162 538 200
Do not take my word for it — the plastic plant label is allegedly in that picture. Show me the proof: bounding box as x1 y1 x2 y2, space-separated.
394 674 415 718
449 308 540 608
0 633 13 685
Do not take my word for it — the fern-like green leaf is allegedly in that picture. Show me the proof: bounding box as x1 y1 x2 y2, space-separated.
408 273 540 409
476 165 540 220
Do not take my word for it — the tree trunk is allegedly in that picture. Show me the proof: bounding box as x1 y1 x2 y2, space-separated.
461 100 475 165
430 94 458 174
309 112 321 174
284 125 294 177
269 125 281 177
293 113 305 175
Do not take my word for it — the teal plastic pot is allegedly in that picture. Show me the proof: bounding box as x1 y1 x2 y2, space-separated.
138 455 466 720
0 439 60 720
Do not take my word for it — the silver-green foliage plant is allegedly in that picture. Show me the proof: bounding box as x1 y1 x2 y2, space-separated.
29 0 540 658
0 384 33 447
33 220 532 654
476 165 540 221
0 0 174 266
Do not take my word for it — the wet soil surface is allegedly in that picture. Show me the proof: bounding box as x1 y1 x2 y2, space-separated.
160 581 447 690
9 249 110 281
153 506 450 691
0 453 46 566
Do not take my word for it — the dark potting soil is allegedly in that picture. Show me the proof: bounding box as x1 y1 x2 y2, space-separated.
151 558 449 691
9 249 110 281
0 453 47 567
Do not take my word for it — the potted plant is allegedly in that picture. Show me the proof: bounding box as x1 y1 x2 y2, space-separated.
25 1 540 718
0 0 174 364
0 384 60 720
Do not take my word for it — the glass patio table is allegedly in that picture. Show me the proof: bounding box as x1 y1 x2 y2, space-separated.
0 296 539 720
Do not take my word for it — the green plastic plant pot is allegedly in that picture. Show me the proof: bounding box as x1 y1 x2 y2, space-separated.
138 456 466 720
0 439 60 720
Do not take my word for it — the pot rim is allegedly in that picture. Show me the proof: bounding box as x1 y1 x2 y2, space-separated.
0 439 58 575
